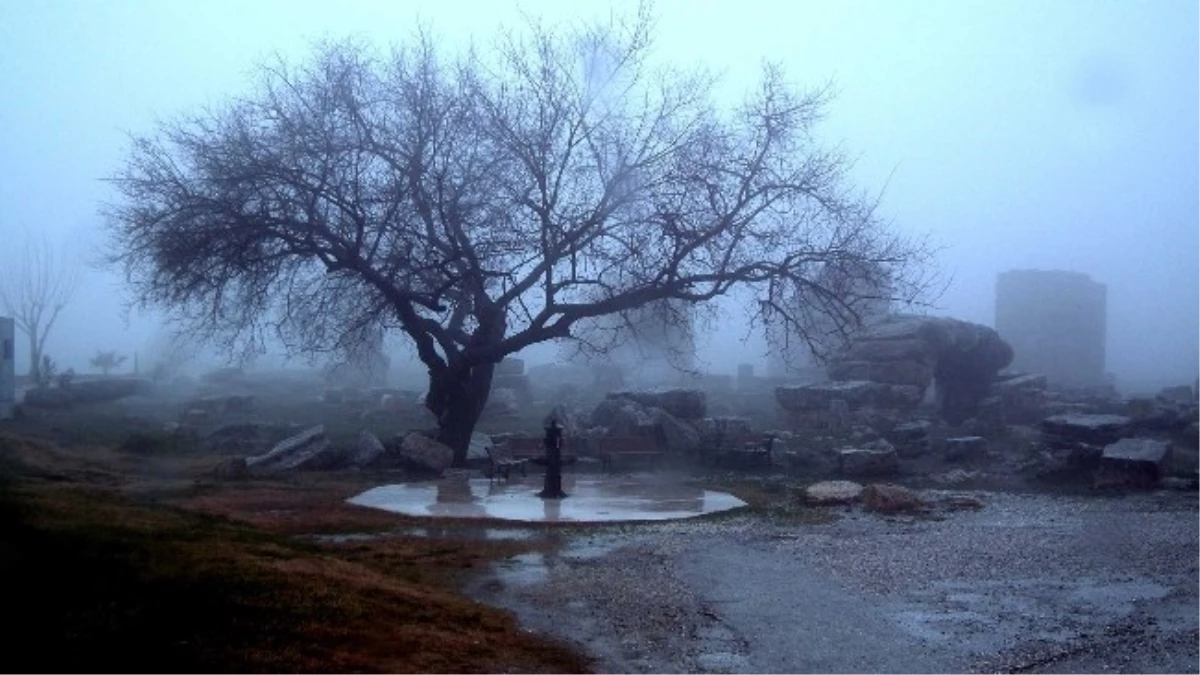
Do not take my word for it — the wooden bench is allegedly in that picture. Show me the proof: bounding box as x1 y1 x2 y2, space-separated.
597 436 665 472
713 433 776 469
490 436 577 478
485 443 530 480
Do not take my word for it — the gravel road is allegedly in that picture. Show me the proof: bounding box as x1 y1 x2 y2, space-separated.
466 489 1199 673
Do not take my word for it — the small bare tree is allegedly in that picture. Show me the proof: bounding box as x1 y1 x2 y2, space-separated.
89 349 129 375
107 9 936 464
0 231 80 382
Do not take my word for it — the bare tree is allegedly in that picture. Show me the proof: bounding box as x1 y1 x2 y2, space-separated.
107 9 936 463
0 231 80 382
89 349 129 375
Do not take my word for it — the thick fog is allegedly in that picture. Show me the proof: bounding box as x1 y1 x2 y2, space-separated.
1 0 1196 393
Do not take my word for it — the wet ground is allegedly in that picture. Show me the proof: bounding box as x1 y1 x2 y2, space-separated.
464 488 1199 673
348 473 747 522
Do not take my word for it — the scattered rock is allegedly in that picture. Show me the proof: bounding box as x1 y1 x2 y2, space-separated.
930 469 978 486
655 409 701 455
609 389 707 420
862 483 926 514
1094 438 1172 489
990 373 1048 424
212 456 249 480
804 480 864 505
944 436 988 462
399 432 454 474
246 426 339 471
776 380 923 413
935 494 986 511
838 446 899 477
888 419 932 457
1158 384 1196 404
351 430 386 466
1042 413 1132 447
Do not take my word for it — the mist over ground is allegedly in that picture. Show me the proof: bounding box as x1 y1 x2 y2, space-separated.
1 0 1196 394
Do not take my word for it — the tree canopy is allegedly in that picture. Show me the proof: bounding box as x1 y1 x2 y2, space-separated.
107 10 935 461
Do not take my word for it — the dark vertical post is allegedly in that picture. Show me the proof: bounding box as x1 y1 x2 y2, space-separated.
538 418 567 499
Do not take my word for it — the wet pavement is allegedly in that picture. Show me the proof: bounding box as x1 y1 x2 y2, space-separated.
347 473 748 522
466 490 1199 673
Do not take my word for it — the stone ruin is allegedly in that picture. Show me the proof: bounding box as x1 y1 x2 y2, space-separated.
777 314 1014 427
995 269 1108 390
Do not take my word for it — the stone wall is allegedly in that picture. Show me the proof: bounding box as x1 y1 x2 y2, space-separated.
995 270 1107 388
0 316 14 419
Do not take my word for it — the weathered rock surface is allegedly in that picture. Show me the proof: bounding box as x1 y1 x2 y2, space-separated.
838 445 899 477
351 430 386 466
887 420 933 456
203 422 297 454
246 425 339 471
655 409 701 455
804 480 864 505
399 432 454 473
776 380 923 413
1095 438 1172 489
990 373 1048 423
1042 413 1132 446
609 389 707 420
862 483 926 514
943 436 988 462
828 315 1014 424
590 397 658 436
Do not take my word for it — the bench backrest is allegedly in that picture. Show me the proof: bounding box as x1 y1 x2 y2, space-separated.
596 435 661 454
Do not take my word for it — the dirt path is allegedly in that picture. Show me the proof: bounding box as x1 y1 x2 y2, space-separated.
467 490 1199 673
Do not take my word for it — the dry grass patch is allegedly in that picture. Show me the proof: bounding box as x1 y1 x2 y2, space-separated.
0 432 589 673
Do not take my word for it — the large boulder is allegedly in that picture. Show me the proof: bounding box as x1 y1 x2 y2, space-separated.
399 432 454 474
943 436 988 462
804 480 864 505
829 315 1013 424
862 483 926 514
775 380 923 413
1095 438 1172 489
655 409 701 455
203 422 298 454
609 389 706 420
838 445 899 477
350 430 386 467
1042 413 1132 447
991 373 1048 423
590 397 659 436
246 426 341 471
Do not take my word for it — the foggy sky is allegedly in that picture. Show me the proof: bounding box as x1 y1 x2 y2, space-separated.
1 0 1196 393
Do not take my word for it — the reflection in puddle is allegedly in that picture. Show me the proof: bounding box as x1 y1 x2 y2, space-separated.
348 474 747 523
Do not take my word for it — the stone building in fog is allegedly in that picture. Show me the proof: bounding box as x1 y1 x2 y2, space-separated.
994 269 1107 388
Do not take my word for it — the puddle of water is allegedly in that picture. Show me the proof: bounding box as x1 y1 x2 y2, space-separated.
348 474 747 523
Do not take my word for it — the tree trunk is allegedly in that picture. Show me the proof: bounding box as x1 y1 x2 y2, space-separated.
428 361 496 466
28 339 40 383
